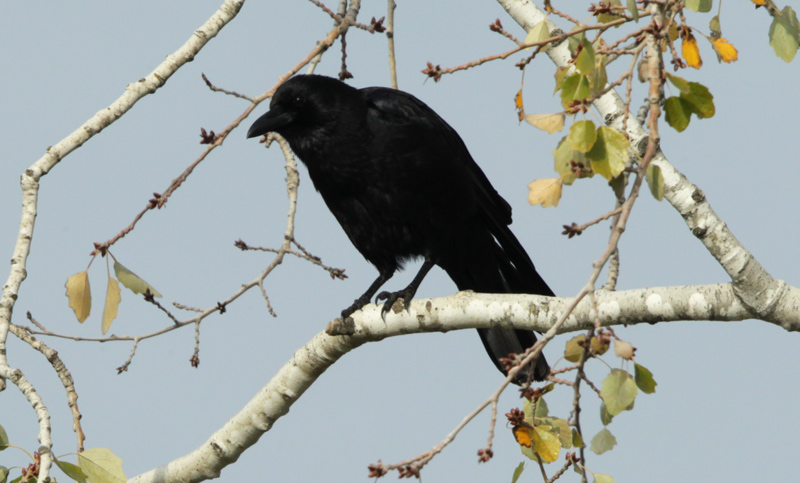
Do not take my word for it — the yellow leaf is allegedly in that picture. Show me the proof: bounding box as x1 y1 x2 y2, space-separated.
532 426 561 462
102 277 121 334
712 37 738 63
750 0 766 5
527 178 563 208
114 261 162 298
682 34 703 69
515 89 524 121
65 271 91 323
524 21 550 49
78 448 126 483
513 426 534 447
524 112 565 134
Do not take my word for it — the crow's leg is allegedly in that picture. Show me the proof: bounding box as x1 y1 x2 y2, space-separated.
341 270 393 319
376 258 435 318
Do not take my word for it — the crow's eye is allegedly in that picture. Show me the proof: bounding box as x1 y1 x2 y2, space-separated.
292 96 305 107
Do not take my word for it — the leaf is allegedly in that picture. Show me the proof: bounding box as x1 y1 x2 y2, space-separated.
571 428 584 448
65 271 92 323
709 15 721 38
590 428 617 455
568 120 597 153
769 7 799 63
511 462 525 483
591 335 610 355
682 81 715 118
712 37 738 63
664 96 692 132
586 126 629 181
564 334 585 362
525 112 565 134
685 0 712 13
613 340 634 360
113 261 162 298
528 178 563 208
665 73 690 94
575 39 595 75
553 137 588 185
599 401 614 426
553 66 570 93
560 74 591 108
542 417 572 449
0 466 8 483
594 474 616 483
596 0 622 24
55 460 88 483
600 369 638 416
102 277 121 335
532 426 561 462
513 426 533 448
590 55 608 95
515 89 524 121
0 424 7 450
524 21 550 48
626 0 639 22
750 0 765 4
78 448 126 483
634 363 658 394
534 397 549 418
645 164 664 201
681 34 703 69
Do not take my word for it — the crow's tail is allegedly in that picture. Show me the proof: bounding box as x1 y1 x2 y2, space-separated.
441 224 552 384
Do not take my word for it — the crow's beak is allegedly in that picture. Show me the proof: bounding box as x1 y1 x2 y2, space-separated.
246 107 294 138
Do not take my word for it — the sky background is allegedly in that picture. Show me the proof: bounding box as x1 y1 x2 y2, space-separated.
1 1 798 482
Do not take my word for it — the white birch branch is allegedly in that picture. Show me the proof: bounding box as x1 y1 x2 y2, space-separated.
495 0 790 321
0 1 245 479
127 281 800 482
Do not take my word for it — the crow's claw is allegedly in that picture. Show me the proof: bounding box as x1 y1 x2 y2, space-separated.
376 288 415 320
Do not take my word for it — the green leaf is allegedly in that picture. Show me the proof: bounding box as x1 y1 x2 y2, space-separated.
511 462 525 483
553 66 570 93
0 466 8 483
113 261 162 298
597 0 622 24
590 428 617 455
769 6 800 63
568 120 597 153
685 0 712 13
594 474 616 483
664 96 692 132
560 74 591 109
575 39 595 75
682 81 715 119
645 164 664 201
55 460 88 483
78 448 126 483
609 174 626 201
586 127 629 181
599 401 614 426
571 428 584 448
0 424 8 450
634 363 658 393
533 425 561 462
600 369 638 416
626 0 639 22
564 334 586 362
523 398 534 422
665 73 690 94
709 15 721 38
547 417 573 449
534 397 549 418
591 55 608 95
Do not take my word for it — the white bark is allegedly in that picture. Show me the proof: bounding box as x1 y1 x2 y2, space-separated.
0 1 245 480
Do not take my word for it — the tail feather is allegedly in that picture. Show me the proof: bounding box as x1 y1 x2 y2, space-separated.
440 224 552 384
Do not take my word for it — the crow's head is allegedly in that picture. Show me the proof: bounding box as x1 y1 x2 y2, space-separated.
247 75 359 142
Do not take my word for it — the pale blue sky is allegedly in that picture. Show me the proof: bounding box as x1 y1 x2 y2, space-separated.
1 1 798 482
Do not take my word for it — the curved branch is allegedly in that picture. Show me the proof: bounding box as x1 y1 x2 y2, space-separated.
0 1 246 479
128 281 800 482
495 0 787 322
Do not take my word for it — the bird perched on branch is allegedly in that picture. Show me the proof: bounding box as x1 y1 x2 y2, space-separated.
248 74 552 384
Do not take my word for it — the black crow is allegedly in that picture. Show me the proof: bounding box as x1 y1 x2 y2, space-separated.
248 75 552 383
